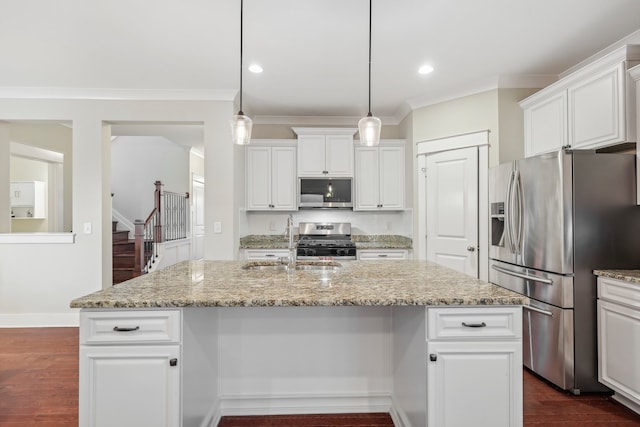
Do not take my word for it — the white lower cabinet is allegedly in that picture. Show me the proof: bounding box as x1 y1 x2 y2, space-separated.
426 307 523 427
79 310 181 427
597 277 640 414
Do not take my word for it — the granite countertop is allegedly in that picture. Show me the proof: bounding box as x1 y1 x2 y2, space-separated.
594 269 640 284
239 234 412 250
71 260 527 308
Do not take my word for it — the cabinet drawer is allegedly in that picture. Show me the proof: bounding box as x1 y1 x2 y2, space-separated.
357 249 408 260
427 307 521 340
598 277 640 310
80 309 181 345
244 249 290 260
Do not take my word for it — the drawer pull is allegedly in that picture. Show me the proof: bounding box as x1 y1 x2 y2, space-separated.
113 326 140 332
377 254 388 257
461 321 487 328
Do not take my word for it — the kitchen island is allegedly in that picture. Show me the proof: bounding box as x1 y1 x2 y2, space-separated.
71 260 528 427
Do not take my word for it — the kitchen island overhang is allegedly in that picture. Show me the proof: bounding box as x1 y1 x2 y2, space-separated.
72 260 527 427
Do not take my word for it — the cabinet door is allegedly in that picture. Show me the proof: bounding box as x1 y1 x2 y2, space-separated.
524 91 567 157
569 63 625 149
427 340 522 427
246 147 273 210
297 135 327 176
270 147 297 210
325 135 353 176
378 146 404 209
354 147 379 210
10 182 36 207
79 345 180 427
598 299 640 406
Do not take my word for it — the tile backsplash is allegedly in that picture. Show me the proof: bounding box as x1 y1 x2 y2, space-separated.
240 209 413 237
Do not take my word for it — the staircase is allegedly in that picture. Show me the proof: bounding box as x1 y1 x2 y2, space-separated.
112 223 142 285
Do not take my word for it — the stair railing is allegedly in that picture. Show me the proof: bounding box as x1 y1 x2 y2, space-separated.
134 181 189 274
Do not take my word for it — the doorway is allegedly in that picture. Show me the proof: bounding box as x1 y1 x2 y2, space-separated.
417 131 489 281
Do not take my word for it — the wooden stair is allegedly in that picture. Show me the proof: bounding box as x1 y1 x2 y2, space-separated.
112 226 142 285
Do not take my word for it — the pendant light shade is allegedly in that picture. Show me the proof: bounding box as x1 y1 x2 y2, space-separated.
230 111 253 145
359 0 380 146
230 0 252 145
358 113 381 147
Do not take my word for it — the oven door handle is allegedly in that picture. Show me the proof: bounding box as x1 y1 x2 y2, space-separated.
523 305 553 317
491 264 553 285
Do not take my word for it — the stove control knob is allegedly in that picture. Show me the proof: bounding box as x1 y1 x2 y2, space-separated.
337 248 347 256
305 248 316 257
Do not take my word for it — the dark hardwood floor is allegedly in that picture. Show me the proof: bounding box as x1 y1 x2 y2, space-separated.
0 327 78 426
1 327 639 426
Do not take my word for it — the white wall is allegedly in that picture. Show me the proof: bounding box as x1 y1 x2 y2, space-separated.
111 135 190 223
0 98 235 327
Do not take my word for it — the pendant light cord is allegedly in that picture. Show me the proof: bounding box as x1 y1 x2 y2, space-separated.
367 0 372 115
239 0 244 114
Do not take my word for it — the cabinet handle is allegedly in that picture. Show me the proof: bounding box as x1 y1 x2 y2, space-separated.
461 322 487 328
429 354 437 362
112 326 140 332
169 358 178 367
377 254 388 257
323 170 328 174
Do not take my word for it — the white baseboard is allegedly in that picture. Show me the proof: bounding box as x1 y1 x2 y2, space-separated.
612 392 640 416
389 397 411 427
218 392 392 418
0 312 79 327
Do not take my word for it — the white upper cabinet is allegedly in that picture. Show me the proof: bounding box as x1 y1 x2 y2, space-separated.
521 45 640 157
246 141 297 211
10 181 46 218
354 142 405 210
293 128 356 177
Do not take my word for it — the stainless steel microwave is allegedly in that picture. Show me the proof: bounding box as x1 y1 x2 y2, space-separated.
299 178 352 209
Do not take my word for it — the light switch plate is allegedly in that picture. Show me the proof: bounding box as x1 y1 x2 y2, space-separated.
213 221 222 233
83 222 92 234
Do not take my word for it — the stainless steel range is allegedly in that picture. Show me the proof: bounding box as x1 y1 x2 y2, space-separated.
296 222 356 260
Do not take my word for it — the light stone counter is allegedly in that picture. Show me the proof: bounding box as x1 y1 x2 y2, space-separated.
70 260 527 308
594 269 640 284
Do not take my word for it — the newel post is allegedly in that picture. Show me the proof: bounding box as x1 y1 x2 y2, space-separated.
154 180 163 243
134 219 146 274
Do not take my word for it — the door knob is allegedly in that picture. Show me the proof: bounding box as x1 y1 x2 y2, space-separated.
466 246 476 252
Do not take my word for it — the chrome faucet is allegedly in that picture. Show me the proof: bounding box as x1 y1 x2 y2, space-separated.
284 214 296 270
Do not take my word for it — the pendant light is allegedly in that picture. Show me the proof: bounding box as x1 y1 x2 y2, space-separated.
358 0 381 147
230 0 253 145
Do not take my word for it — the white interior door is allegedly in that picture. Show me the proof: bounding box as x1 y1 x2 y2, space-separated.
192 177 205 260
426 147 478 277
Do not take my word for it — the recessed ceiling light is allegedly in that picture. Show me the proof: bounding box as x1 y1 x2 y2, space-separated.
248 64 263 73
418 64 434 75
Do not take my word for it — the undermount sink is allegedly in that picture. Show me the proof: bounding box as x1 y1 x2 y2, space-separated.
242 261 341 271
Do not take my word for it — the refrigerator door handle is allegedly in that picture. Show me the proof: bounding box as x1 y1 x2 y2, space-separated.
523 304 553 317
515 170 524 252
505 171 516 253
490 264 553 285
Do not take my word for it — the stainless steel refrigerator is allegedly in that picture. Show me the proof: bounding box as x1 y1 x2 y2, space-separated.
489 148 640 394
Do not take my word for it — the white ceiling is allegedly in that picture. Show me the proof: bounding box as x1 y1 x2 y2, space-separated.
3 0 640 143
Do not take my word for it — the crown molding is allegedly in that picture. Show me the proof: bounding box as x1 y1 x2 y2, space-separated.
0 87 237 101
405 74 557 112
